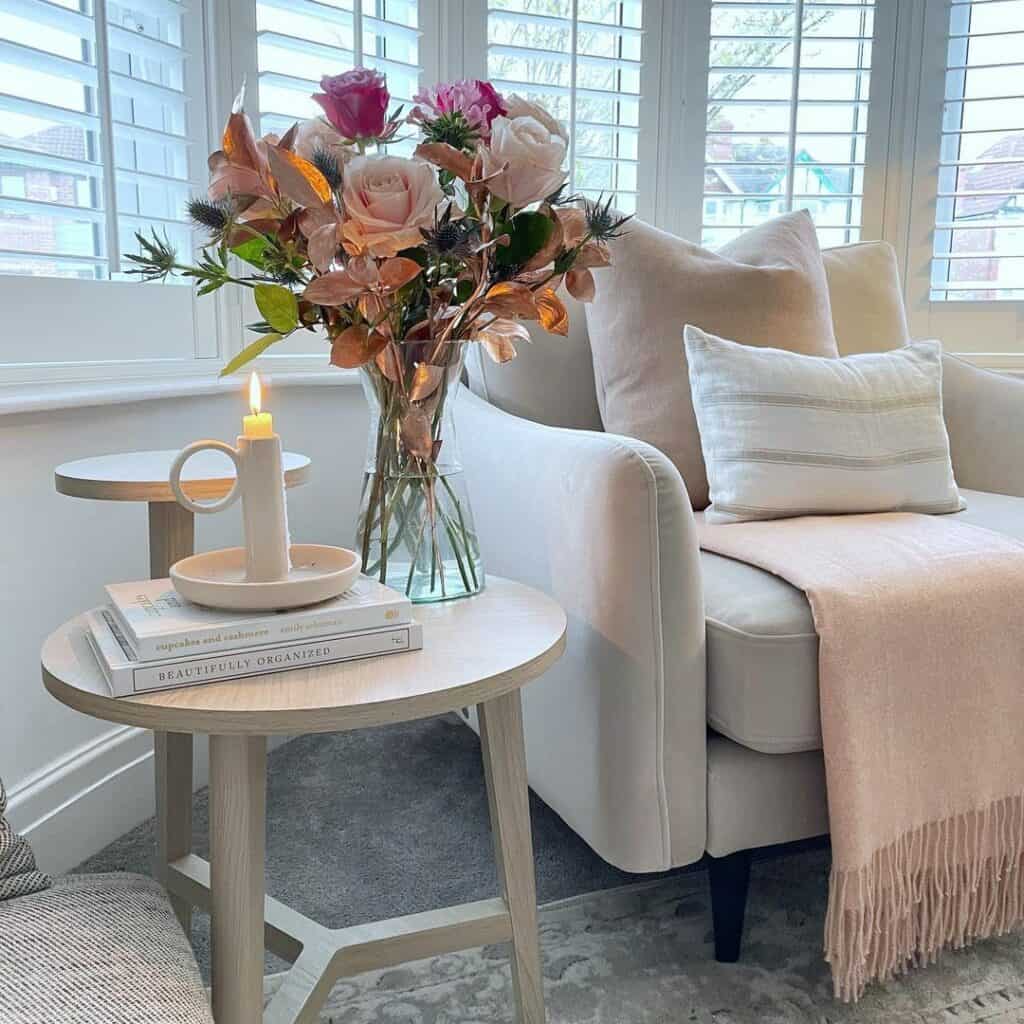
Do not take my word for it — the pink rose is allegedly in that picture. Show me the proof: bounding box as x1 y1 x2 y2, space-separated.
481 108 568 208
502 95 569 144
313 69 389 141
342 155 443 257
412 79 506 138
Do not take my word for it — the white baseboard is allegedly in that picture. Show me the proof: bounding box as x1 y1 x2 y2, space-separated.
7 725 163 875
7 727 291 876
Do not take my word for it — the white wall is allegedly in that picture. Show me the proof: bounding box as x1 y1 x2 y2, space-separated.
1 378 368 872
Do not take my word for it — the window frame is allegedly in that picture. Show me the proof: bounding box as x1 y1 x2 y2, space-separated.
3 0 1023 401
898 0 1024 369
0 0 224 389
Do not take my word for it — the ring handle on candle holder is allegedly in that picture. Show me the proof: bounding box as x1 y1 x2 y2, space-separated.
169 440 243 514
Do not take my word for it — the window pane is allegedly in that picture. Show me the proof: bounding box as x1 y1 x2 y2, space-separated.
932 0 1024 301
487 0 644 213
702 0 874 247
254 0 420 155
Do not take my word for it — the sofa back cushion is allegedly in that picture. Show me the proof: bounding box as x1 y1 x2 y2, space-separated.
0 775 50 901
585 211 839 508
462 231 912 472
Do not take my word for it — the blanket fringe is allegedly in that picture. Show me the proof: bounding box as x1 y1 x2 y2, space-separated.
825 792 1024 1002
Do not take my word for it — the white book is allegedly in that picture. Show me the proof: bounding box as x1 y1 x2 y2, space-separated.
104 576 411 661
86 608 423 697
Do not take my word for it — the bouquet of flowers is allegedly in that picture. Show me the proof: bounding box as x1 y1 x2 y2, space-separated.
129 69 627 602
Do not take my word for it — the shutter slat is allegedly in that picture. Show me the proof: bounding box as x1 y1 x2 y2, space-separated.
703 0 875 245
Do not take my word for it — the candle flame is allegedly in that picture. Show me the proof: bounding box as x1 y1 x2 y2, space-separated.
249 370 262 416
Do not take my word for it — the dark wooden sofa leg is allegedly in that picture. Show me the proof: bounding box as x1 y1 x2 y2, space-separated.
708 848 752 963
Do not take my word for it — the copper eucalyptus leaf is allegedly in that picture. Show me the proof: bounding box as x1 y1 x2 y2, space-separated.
375 343 404 382
222 109 263 172
209 161 273 203
308 223 339 273
520 208 564 272
483 281 538 319
414 142 475 181
409 362 444 401
379 257 423 292
277 121 299 152
477 318 529 364
400 407 434 459
575 240 611 269
330 324 388 369
266 146 332 208
347 256 380 289
565 267 596 303
303 271 365 305
536 287 570 336
557 207 588 246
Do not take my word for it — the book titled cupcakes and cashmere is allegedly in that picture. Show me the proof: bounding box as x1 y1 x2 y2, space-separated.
87 578 421 697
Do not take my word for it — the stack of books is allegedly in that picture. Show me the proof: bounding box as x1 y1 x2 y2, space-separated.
86 577 421 697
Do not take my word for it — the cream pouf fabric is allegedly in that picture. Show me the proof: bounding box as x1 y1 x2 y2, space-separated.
586 210 838 508
685 328 964 523
0 873 213 1024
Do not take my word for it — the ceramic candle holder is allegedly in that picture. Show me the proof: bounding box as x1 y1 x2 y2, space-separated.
170 435 291 582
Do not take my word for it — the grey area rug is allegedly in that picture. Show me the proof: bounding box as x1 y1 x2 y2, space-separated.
81 717 1024 1022
287 851 1024 1023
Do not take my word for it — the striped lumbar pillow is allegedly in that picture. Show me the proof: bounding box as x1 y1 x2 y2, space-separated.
684 327 964 524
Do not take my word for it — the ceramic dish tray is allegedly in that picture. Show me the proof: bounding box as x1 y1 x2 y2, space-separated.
170 544 360 611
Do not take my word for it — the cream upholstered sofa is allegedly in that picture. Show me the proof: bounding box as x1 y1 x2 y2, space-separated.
456 240 1024 958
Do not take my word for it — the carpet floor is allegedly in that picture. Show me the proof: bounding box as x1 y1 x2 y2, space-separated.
80 717 1024 1021
78 714 670 978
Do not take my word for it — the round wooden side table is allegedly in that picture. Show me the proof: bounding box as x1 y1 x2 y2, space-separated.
54 448 312 934
42 577 566 1024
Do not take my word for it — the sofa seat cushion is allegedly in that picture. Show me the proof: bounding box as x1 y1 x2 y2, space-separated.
702 489 1024 754
0 872 213 1024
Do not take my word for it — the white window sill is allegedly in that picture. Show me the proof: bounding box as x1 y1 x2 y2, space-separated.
0 367 359 416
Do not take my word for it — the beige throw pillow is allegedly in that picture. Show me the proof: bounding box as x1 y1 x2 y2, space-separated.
586 210 838 508
822 241 910 355
685 328 964 524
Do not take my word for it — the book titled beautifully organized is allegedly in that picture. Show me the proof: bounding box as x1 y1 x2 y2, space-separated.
87 577 421 697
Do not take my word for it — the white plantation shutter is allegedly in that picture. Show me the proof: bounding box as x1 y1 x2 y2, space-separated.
0 0 202 280
930 0 1024 302
254 0 421 146
486 0 644 214
702 0 876 248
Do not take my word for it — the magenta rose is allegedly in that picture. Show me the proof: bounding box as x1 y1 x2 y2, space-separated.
312 68 389 141
411 79 506 138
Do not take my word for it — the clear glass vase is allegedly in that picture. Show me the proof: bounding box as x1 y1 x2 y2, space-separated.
356 343 484 603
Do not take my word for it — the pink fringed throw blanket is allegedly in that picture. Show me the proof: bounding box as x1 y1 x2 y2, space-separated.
697 512 1024 1001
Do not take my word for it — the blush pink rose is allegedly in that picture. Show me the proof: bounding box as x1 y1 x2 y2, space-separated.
342 155 443 256
481 106 569 208
411 79 506 138
313 69 389 141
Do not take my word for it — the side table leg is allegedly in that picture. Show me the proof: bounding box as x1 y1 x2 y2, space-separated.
479 691 546 1024
210 734 267 1024
148 501 197 935
155 731 193 933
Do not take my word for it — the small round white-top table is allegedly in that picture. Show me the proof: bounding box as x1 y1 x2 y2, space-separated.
54 447 313 941
42 577 566 1024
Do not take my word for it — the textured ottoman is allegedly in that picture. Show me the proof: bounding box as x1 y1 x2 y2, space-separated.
0 872 212 1024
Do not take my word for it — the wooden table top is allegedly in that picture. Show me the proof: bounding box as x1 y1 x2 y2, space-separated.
54 449 312 503
42 578 566 736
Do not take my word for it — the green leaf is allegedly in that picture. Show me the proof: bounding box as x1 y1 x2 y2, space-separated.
495 211 554 268
231 235 272 269
254 283 299 334
455 279 474 304
218 333 284 377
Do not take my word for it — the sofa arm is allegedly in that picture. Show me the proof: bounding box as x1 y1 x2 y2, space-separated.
944 354 1024 498
456 389 707 872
